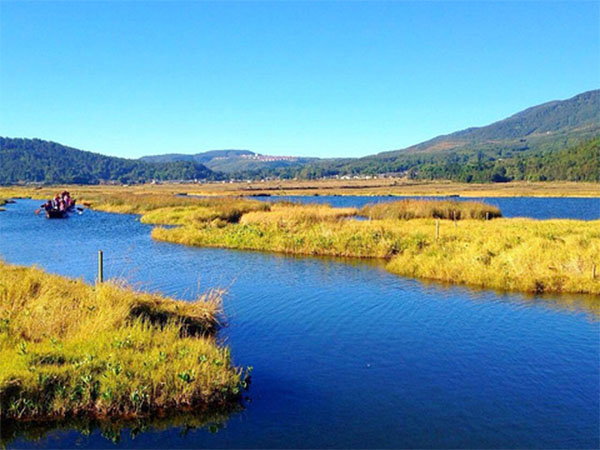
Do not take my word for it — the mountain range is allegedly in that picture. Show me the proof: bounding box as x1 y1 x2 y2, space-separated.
1 90 598 184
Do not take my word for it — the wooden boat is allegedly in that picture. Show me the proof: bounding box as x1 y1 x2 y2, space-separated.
45 208 68 219
40 198 77 219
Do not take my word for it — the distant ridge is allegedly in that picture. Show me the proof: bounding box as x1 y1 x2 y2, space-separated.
378 89 600 157
0 138 215 185
141 149 255 164
141 149 318 174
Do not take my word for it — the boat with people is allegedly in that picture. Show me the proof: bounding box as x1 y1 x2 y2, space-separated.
38 191 77 219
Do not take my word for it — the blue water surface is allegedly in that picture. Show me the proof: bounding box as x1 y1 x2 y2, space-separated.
0 199 598 449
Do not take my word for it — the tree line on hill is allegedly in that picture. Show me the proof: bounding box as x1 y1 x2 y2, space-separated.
0 138 217 185
226 138 599 182
0 136 598 185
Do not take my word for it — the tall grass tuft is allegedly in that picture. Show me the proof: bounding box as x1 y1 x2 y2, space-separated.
0 262 247 421
360 199 502 220
240 203 358 226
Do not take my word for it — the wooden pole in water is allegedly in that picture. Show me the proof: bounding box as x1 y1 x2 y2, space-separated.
98 250 104 284
435 219 440 240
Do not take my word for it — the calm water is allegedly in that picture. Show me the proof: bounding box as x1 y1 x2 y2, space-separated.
1 199 598 449
247 195 600 220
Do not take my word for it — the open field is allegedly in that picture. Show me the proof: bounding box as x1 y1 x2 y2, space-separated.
0 180 599 203
0 262 247 421
187 179 600 198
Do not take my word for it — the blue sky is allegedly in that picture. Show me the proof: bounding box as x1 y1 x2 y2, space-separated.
1 1 598 159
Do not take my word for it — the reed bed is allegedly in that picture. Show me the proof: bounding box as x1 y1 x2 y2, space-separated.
140 200 270 226
384 219 600 294
240 203 358 226
152 217 600 295
153 220 403 258
0 262 246 421
360 199 502 220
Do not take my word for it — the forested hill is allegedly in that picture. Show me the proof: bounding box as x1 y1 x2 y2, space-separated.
296 90 600 181
0 138 215 185
378 89 600 157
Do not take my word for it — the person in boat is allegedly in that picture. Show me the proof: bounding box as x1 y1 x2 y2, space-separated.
40 200 53 213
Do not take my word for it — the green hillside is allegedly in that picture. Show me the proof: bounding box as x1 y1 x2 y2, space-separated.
0 138 216 185
379 89 599 157
299 90 599 181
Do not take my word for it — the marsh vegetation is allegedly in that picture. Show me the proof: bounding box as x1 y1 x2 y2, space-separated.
359 199 502 220
1 186 598 295
0 262 247 421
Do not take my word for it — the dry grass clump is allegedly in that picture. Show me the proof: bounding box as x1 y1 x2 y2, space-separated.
140 200 270 226
360 199 502 220
0 262 246 421
240 203 357 226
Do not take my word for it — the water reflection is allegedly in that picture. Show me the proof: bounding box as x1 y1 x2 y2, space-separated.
2 406 242 447
415 278 600 320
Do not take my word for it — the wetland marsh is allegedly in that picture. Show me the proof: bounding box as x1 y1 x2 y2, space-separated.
0 197 598 448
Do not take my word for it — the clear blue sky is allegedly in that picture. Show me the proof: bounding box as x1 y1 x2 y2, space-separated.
1 1 598 159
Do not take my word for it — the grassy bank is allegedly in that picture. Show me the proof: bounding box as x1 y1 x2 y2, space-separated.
146 206 599 295
150 218 600 294
0 262 247 421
